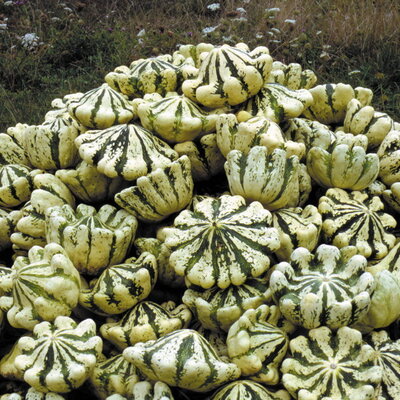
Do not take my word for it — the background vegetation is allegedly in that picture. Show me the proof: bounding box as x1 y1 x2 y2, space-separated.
0 0 399 131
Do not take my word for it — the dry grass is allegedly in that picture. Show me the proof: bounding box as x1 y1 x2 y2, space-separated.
0 0 399 130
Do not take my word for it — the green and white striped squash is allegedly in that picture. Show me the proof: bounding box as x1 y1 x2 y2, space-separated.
67 83 135 129
244 83 314 124
55 161 124 203
377 129 400 186
282 118 336 152
225 146 301 211
318 188 397 259
182 44 272 108
75 123 178 181
226 305 288 385
89 353 140 399
174 133 225 181
367 330 400 400
135 237 185 288
216 113 305 160
45 203 137 276
0 124 30 166
115 156 194 223
135 92 220 143
272 205 322 261
100 301 192 350
0 164 42 208
14 316 102 393
354 270 400 332
306 143 380 190
382 182 400 213
162 195 280 289
177 42 215 68
302 83 370 125
270 244 375 329
123 329 241 392
331 130 369 149
22 116 81 170
0 265 12 297
211 380 291 400
281 326 382 400
267 61 317 90
79 253 157 315
105 381 175 400
182 275 271 332
0 208 22 251
0 339 26 381
193 322 228 358
105 56 181 97
11 173 76 251
0 388 66 400
0 243 80 331
343 99 394 149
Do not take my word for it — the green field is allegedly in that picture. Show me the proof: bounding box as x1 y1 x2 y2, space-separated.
0 0 399 130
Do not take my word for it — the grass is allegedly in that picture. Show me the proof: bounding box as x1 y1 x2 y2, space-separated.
0 0 399 131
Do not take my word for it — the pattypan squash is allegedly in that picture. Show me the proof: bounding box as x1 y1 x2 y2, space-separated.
211 380 291 400
272 205 322 261
78 253 157 315
302 83 366 125
281 326 382 400
115 156 194 223
105 55 181 97
282 117 336 152
45 203 137 275
135 92 220 143
343 98 394 149
100 301 192 349
382 182 400 213
0 338 25 381
267 61 317 90
135 237 185 288
90 353 140 399
0 243 80 330
174 133 225 181
11 173 75 251
177 42 215 68
106 381 175 400
306 142 379 190
14 316 102 393
225 146 301 210
270 244 375 329
226 305 288 385
367 330 400 400
162 194 280 289
318 188 397 259
123 329 241 392
377 129 400 185
0 124 30 166
244 83 314 123
67 83 135 129
22 115 81 170
216 113 305 159
182 44 272 108
75 123 178 181
55 161 124 203
0 208 22 252
0 164 42 208
182 274 271 332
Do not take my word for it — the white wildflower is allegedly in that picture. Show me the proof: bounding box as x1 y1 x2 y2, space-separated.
233 17 247 22
316 30 322 35
270 39 281 44
202 25 219 35
20 33 41 50
270 27 281 34
348 70 361 76
236 7 246 14
137 29 146 37
138 38 144 45
0 24 7 31
4 1 13 6
51 17 61 22
256 33 264 39
63 7 73 13
207 3 220 11
284 19 297 25
266 7 280 13
242 0 251 3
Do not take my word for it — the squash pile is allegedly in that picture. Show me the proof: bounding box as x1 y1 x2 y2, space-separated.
0 42 400 400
